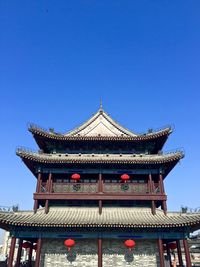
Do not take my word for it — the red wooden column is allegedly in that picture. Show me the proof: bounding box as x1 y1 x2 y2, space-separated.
35 238 42 267
159 172 167 214
45 172 52 213
98 238 102 267
158 238 164 267
98 173 103 215
149 173 156 215
176 240 183 267
8 236 16 267
34 172 42 213
15 239 23 267
183 239 192 267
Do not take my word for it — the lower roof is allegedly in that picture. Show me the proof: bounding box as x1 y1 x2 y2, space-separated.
0 207 200 230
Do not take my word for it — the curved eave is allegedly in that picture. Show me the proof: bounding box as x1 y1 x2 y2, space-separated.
16 150 184 165
29 126 172 141
0 208 200 230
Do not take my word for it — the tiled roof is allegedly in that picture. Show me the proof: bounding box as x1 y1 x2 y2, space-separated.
0 207 200 228
29 109 172 141
16 150 184 165
29 126 172 141
65 109 138 137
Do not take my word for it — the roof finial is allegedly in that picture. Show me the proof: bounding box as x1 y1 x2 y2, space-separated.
100 98 103 110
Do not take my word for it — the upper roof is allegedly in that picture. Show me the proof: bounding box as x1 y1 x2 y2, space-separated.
0 207 200 230
66 108 137 137
29 108 172 141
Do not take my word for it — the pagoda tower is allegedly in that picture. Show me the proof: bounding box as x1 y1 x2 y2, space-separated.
0 108 200 267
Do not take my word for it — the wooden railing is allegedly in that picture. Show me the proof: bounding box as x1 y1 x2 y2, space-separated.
40 182 160 194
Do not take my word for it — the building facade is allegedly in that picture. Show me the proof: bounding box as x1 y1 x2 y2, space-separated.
0 108 200 267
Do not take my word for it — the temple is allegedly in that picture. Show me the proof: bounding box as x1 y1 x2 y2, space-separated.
0 107 200 267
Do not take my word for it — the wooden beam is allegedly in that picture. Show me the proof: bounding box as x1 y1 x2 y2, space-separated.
183 239 191 267
35 238 42 267
158 238 164 267
34 192 167 201
8 236 16 267
98 238 102 267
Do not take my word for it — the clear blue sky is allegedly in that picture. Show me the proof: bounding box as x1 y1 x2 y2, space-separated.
0 1 200 236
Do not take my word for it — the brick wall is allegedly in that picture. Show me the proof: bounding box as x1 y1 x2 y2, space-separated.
40 238 159 267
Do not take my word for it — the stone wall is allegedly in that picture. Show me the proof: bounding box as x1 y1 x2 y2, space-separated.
40 238 159 267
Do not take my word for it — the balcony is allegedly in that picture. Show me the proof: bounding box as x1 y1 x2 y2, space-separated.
34 181 165 202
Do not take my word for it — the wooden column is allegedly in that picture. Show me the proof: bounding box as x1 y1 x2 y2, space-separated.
34 172 42 213
49 173 53 193
148 173 153 193
159 172 167 214
158 238 164 267
15 239 23 267
47 173 52 192
183 239 191 267
28 242 33 266
98 238 102 267
159 173 164 193
35 238 42 267
149 174 156 215
8 236 16 267
45 173 52 214
151 200 156 215
98 173 103 215
162 201 167 215
176 240 183 267
166 243 172 266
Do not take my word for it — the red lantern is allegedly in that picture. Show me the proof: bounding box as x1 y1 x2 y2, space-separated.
121 174 130 183
71 173 80 181
124 239 135 251
168 243 177 250
33 244 37 250
22 241 31 249
64 239 75 251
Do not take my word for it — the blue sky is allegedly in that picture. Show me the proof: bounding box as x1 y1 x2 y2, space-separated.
0 1 200 241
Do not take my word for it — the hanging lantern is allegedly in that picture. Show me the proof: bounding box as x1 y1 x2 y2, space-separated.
124 239 135 251
22 241 31 249
64 239 75 251
168 242 177 250
71 173 80 181
121 174 130 183
33 244 37 250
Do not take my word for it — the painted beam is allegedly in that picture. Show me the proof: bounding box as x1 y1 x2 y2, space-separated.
11 230 188 239
40 168 161 174
34 192 167 201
